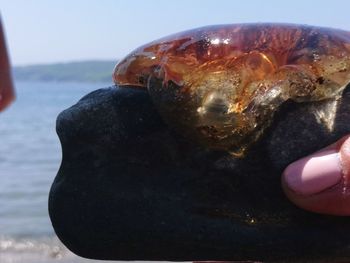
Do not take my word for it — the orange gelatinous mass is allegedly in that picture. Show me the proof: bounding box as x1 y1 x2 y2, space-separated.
113 24 350 156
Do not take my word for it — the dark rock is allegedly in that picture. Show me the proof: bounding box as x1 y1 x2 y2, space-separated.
49 85 350 262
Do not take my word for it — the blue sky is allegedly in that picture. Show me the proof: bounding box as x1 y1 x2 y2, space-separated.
2 0 350 66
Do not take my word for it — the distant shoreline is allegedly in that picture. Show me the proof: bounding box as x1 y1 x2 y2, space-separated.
12 60 117 83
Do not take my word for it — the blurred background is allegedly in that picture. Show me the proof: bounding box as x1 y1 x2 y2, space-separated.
1 0 350 262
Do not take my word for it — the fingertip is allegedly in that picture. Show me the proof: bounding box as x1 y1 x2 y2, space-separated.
0 71 15 112
0 18 15 112
282 135 350 215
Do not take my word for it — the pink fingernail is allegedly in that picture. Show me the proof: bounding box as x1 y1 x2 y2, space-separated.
283 149 343 195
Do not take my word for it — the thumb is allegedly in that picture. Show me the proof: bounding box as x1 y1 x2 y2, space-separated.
0 17 15 112
282 135 350 215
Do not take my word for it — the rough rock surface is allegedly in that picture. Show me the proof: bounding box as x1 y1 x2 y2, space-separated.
49 85 350 262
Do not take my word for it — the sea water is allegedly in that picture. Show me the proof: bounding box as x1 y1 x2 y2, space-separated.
0 81 124 262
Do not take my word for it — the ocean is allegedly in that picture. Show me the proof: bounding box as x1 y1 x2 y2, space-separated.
0 81 127 262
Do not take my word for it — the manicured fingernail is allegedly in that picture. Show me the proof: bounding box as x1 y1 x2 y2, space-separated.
283 149 342 195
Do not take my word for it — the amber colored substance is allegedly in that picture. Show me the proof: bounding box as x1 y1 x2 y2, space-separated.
113 24 350 155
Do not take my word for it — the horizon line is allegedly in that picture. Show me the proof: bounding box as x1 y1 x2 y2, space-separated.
12 59 118 67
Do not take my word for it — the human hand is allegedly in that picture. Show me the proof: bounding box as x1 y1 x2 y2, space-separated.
282 135 350 215
0 17 14 112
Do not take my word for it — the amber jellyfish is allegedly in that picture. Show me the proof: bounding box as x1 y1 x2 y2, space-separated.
113 23 350 156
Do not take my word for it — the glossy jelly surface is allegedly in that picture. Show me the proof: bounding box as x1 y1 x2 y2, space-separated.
114 24 350 155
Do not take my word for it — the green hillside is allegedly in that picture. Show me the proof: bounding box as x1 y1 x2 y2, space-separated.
13 60 117 82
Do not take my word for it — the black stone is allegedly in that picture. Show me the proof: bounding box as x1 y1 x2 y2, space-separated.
49 85 350 262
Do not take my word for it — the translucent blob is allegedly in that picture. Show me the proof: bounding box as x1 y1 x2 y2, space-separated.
113 24 350 156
